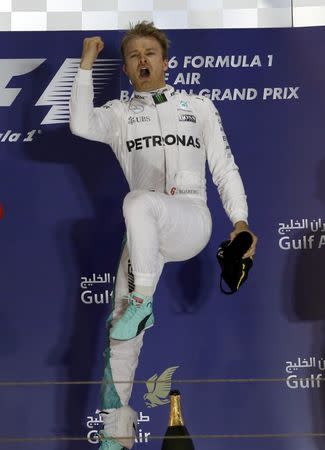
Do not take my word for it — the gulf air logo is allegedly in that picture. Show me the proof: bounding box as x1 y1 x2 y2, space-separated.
0 58 120 124
144 366 179 408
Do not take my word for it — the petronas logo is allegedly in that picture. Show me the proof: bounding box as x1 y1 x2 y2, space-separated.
143 366 179 408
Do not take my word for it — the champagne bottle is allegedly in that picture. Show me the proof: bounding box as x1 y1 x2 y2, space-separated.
161 390 195 450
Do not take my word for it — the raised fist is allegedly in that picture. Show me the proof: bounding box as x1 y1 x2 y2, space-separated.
80 36 104 70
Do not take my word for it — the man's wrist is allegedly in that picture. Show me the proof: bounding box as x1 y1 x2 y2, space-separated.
80 59 93 70
234 220 248 230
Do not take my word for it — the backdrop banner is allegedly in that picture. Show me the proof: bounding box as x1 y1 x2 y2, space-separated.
0 27 324 450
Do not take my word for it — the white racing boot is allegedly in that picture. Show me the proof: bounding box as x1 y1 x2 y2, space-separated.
99 406 138 450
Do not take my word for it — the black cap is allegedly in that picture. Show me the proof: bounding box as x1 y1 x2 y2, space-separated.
170 390 180 396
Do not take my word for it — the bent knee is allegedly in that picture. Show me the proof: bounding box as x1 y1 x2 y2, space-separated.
123 190 158 219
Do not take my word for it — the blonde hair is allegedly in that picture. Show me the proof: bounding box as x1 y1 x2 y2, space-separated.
121 21 170 60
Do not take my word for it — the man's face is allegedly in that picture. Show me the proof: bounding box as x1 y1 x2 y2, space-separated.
123 36 168 92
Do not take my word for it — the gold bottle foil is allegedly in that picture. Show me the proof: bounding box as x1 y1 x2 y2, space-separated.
168 392 185 427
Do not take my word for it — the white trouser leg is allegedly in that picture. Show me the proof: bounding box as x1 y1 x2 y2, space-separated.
108 241 163 405
123 190 212 289
101 241 163 448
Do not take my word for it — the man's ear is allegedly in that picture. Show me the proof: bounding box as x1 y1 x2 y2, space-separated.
163 59 168 72
123 64 128 76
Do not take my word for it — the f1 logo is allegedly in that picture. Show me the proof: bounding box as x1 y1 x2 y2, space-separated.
0 58 120 124
0 59 46 106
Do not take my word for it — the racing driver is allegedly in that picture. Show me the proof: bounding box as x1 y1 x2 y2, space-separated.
69 21 257 450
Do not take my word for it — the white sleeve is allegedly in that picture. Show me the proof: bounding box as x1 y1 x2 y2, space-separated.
202 98 248 225
69 67 121 147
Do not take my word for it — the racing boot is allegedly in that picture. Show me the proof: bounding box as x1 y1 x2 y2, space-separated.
99 406 138 450
110 292 153 340
98 433 124 450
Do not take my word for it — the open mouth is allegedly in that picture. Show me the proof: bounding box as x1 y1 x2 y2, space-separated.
139 67 150 79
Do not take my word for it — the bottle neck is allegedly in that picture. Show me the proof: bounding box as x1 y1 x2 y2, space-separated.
168 394 185 427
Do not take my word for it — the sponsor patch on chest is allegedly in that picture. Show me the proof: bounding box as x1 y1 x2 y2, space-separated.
129 102 144 113
178 100 189 110
178 114 196 123
128 116 151 125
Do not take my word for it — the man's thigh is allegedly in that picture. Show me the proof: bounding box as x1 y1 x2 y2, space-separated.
155 194 212 262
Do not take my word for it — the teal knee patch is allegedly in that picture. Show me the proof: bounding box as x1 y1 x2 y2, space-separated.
101 346 122 410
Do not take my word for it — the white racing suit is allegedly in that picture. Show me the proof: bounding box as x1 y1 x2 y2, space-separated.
69 68 248 448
